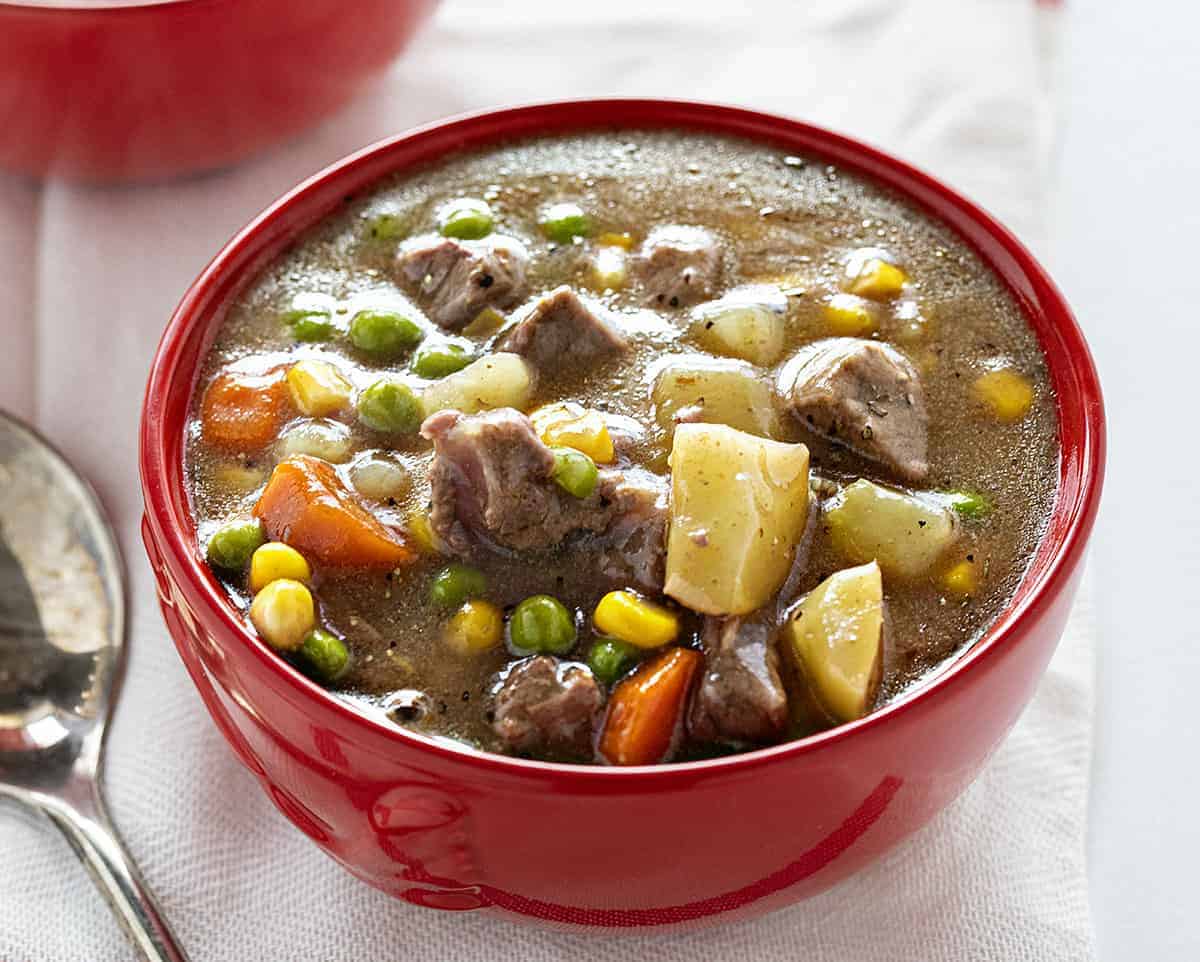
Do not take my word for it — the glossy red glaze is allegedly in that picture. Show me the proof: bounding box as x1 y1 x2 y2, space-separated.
0 0 438 182
139 100 1105 930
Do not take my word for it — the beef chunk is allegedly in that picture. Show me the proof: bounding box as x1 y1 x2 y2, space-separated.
633 225 723 308
422 408 602 553
499 286 628 367
421 408 666 569
596 469 669 591
395 234 528 331
492 656 602 757
778 337 929 481
689 617 789 745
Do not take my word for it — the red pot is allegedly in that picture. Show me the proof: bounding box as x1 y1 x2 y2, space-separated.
139 100 1105 930
0 0 438 182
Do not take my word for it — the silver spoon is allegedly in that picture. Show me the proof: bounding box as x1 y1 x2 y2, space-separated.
0 411 189 962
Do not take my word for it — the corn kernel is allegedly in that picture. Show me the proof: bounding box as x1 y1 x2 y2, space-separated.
973 368 1033 422
443 600 504 655
405 508 438 554
530 402 615 463
843 251 908 300
589 246 627 291
942 560 979 597
597 231 635 250
462 307 507 337
593 590 679 649
286 360 353 417
249 578 315 651
249 542 311 593
823 293 877 336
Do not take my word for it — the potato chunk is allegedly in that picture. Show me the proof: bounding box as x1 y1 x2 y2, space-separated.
420 352 534 416
824 479 956 579
665 424 810 615
785 561 883 723
652 356 779 439
691 286 787 366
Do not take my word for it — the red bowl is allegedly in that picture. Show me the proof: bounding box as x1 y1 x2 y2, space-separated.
139 100 1105 930
0 0 438 182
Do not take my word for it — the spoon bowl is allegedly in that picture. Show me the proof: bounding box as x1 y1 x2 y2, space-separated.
0 411 122 769
0 411 188 961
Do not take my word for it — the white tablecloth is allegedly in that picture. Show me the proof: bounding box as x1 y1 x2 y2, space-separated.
0 1 1096 959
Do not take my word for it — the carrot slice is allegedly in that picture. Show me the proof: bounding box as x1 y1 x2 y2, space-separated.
200 366 291 452
254 455 414 569
598 647 702 766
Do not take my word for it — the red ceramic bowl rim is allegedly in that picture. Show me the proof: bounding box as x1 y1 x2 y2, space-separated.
0 1 195 11
140 98 1105 783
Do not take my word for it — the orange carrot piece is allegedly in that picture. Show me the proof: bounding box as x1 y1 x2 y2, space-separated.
598 647 702 766
200 366 291 452
254 455 414 569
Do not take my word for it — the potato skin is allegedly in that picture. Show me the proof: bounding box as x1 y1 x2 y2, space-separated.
664 423 809 615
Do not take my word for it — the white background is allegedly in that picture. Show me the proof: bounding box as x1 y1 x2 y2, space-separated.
1053 2 1200 959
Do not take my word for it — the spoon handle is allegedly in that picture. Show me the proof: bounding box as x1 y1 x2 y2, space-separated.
40 781 190 962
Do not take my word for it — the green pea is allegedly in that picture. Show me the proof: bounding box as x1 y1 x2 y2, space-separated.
365 211 406 241
357 379 423 433
539 202 591 244
587 637 639 685
438 198 494 240
349 309 423 359
412 342 473 379
550 447 598 498
206 519 265 572
300 629 350 682
429 563 488 608
509 595 577 655
944 490 991 520
283 308 335 343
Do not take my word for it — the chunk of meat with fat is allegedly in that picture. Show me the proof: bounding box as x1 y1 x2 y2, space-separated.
633 225 723 308
395 234 528 331
422 407 602 553
421 408 668 588
499 286 629 367
596 469 669 591
778 337 929 481
492 656 602 757
689 616 789 745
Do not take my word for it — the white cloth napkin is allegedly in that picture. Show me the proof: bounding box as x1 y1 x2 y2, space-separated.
0 1 1096 959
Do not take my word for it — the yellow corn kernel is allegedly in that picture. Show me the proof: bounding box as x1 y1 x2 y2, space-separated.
597 231 635 250
843 253 908 300
590 246 627 291
593 590 680 649
443 599 504 655
286 360 353 417
823 293 877 336
529 402 615 463
942 560 979 597
249 542 311 593
973 368 1034 422
249 578 315 651
404 508 438 554
462 307 507 337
